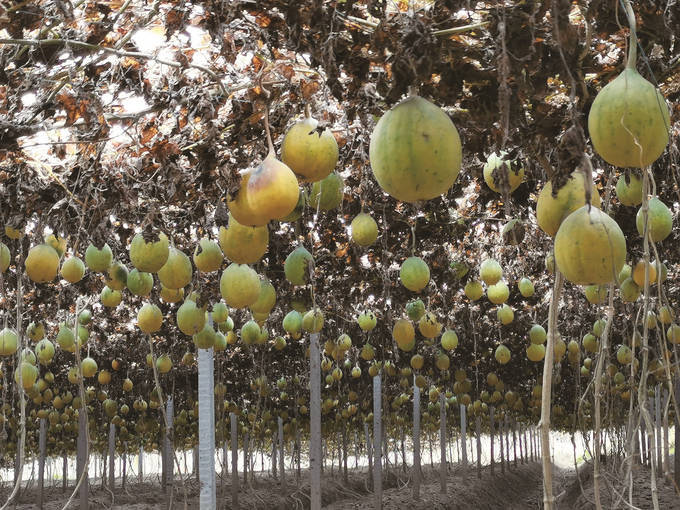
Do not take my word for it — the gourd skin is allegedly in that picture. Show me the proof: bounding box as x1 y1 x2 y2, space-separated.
369 96 462 203
588 68 670 168
554 206 626 285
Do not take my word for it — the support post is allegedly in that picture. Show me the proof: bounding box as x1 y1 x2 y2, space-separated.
278 416 285 487
460 404 468 467
440 393 447 493
296 426 301 482
342 426 348 483
373 373 382 509
663 389 670 477
490 407 495 475
223 440 228 478
512 418 518 468
309 333 322 510
108 423 115 490
365 421 372 486
476 416 482 479
38 418 46 510
499 416 505 474
138 446 143 484
230 413 239 509
62 451 67 492
243 431 249 485
655 385 662 475
676 380 680 487
412 384 421 498
77 408 89 510
354 431 359 469
505 415 510 467
164 397 174 496
198 347 216 507
272 428 278 478
122 443 127 490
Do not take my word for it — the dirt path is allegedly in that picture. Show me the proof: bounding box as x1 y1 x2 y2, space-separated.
324 461 551 510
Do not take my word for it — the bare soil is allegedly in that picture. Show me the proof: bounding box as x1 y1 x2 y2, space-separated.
2 459 678 509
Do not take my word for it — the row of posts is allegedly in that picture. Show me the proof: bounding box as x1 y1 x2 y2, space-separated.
14 337 680 509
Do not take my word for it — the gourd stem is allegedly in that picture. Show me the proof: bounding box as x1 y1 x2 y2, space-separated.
263 106 275 155
622 0 637 69
304 103 311 119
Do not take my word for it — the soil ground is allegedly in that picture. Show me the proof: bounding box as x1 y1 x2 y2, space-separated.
1 459 678 509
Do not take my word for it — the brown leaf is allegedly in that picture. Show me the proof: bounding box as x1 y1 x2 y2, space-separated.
280 64 295 81
140 123 158 145
300 79 320 99
56 92 83 127
252 55 264 73
150 140 180 162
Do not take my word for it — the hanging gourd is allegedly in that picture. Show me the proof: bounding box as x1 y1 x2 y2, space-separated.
588 2 670 168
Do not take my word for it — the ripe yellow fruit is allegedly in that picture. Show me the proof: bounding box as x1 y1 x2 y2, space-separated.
350 213 379 247
393 319 415 351
158 247 192 290
0 242 10 272
527 343 545 362
518 277 534 298
410 354 424 371
536 171 601 237
60 256 85 283
249 278 277 315
156 354 173 374
487 281 509 305
160 284 184 303
228 173 270 227
98 370 111 385
106 260 128 290
81 357 98 378
220 263 260 309
281 115 339 183
496 304 514 325
45 234 67 257
554 206 626 285
584 284 607 304
435 352 450 371
193 238 223 272
309 172 344 211
480 259 502 285
127 269 153 296
84 243 113 272
284 246 314 286
418 312 442 339
636 197 672 242
129 233 169 272
302 309 324 333
588 67 670 168
219 215 268 265
399 256 430 292
615 172 643 206
100 286 122 308
632 260 657 287
483 152 524 194
495 345 511 365
464 280 484 301
176 300 206 336
137 303 163 334
369 95 462 203
0 328 18 356
245 151 300 221
441 330 458 351
25 244 60 283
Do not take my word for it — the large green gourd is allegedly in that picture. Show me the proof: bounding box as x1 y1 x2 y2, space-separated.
369 95 462 202
588 2 670 168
